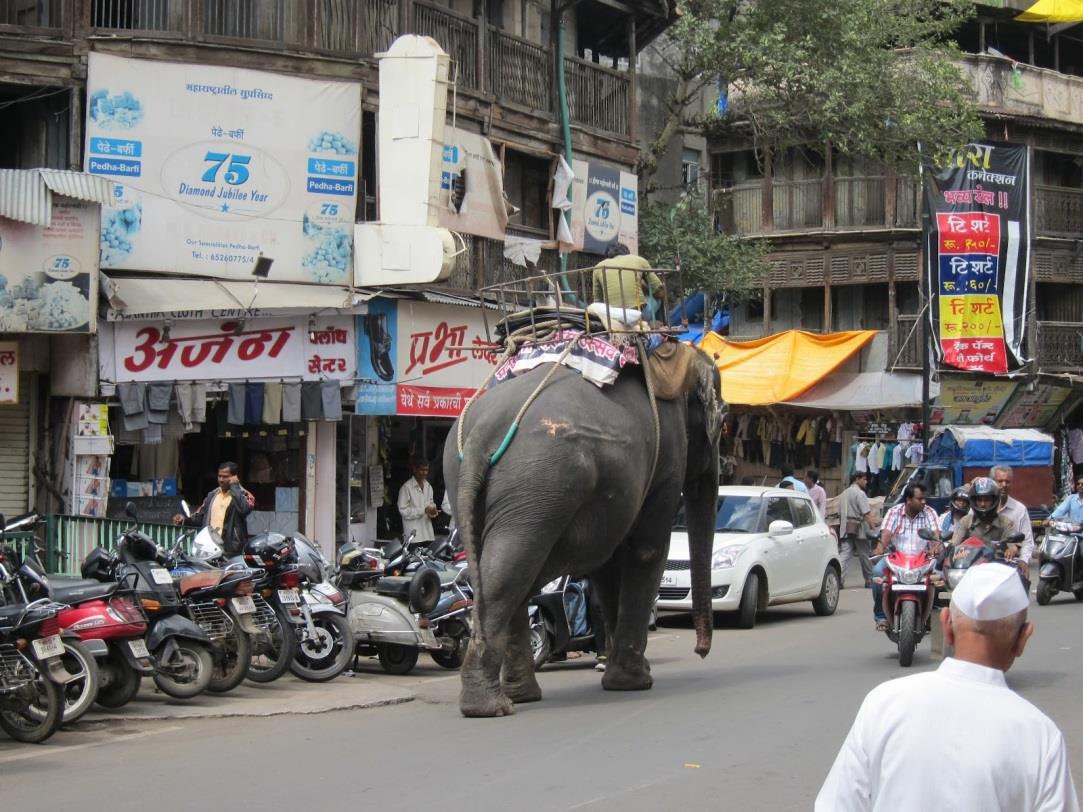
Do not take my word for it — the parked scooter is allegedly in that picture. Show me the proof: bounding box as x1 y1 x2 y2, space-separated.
875 531 939 668
337 533 473 674
529 576 602 671
81 511 215 698
1036 521 1083 605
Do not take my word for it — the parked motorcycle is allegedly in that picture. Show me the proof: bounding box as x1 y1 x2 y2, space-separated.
529 576 602 671
1 514 108 723
1037 521 1083 605
165 545 257 694
0 544 74 742
242 532 353 683
81 515 215 698
876 533 939 668
337 534 472 675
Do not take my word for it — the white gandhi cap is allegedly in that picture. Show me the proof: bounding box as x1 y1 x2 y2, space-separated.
952 563 1029 621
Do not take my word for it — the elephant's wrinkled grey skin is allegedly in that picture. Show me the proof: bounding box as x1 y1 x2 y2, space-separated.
444 348 722 718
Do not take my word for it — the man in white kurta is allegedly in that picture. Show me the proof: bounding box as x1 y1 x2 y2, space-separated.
816 564 1079 812
397 460 437 542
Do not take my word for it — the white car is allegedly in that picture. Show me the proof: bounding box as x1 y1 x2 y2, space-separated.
658 486 842 628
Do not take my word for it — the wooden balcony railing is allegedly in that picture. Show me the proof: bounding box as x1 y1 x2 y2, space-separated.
202 0 306 46
773 179 822 230
489 27 549 112
413 2 478 90
1036 321 1083 372
834 176 885 228
564 55 630 137
357 0 398 57
1035 185 1083 239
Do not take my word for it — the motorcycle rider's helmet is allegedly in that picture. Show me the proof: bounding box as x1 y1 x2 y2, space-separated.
950 487 971 516
969 477 1000 521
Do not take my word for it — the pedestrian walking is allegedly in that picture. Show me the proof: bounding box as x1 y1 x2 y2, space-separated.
804 469 827 518
816 563 1079 811
838 472 877 588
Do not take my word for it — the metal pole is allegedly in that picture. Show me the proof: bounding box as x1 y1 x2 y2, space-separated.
919 167 931 450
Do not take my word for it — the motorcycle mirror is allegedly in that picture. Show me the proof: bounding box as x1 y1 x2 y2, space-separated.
181 500 191 518
0 513 5 535
124 502 138 519
917 528 936 541
1005 532 1025 544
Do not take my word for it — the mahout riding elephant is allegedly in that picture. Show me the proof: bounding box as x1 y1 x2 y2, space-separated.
444 346 723 717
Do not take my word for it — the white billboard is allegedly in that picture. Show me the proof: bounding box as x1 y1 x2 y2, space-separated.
85 53 361 284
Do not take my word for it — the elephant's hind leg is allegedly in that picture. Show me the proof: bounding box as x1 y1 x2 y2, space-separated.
502 603 542 704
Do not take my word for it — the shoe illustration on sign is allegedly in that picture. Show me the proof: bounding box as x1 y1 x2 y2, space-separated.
364 312 394 381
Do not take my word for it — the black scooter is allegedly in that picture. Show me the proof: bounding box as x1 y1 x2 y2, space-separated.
1037 521 1083 605
528 576 604 671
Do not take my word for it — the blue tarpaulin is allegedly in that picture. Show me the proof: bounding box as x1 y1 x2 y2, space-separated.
927 426 1054 469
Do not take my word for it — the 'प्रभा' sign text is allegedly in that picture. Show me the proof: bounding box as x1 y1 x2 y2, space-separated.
84 53 361 285
922 142 1030 374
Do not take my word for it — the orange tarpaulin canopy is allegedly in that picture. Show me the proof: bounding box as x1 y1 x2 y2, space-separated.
699 329 877 406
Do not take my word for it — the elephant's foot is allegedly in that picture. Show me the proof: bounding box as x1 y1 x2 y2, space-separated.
601 660 654 691
503 674 543 704
460 684 516 717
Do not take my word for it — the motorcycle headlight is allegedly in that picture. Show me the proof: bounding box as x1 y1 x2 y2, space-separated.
887 560 933 585
540 579 562 594
945 568 964 589
711 545 744 569
1043 538 1071 558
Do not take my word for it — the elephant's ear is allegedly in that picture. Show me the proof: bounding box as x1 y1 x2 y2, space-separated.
693 352 723 445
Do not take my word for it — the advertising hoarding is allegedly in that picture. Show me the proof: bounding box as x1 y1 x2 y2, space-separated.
85 53 361 284
0 201 99 333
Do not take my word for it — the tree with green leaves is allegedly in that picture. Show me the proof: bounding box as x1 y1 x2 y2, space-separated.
640 0 983 185
637 0 984 300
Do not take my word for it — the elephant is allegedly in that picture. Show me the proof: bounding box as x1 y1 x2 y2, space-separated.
443 344 723 718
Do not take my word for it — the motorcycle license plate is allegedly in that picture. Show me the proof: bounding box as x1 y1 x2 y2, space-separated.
277 589 300 604
231 596 256 614
32 634 64 660
128 639 151 659
891 584 927 592
660 574 676 586
150 567 174 585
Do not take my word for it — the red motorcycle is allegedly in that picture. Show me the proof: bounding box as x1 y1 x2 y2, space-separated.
877 537 938 667
6 528 154 716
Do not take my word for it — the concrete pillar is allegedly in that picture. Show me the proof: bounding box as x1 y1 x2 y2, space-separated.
314 420 337 560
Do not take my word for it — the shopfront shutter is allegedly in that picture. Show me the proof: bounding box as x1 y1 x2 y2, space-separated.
0 374 31 515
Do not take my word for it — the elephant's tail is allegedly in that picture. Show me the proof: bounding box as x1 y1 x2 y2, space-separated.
456 440 489 649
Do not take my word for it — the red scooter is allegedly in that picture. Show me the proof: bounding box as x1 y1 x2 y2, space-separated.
877 533 939 667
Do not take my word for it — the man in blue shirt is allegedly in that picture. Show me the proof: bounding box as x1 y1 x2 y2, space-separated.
779 463 809 494
1047 476 1083 526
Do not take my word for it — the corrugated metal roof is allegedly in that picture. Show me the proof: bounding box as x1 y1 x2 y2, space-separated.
419 289 502 310
0 169 115 227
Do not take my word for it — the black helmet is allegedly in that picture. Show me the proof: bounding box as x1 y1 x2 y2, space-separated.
950 487 971 515
243 533 295 569
969 477 1000 521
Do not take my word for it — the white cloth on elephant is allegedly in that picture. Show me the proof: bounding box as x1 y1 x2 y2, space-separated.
815 657 1079 812
397 477 435 542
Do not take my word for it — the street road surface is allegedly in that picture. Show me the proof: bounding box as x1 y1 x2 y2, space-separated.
3 586 1081 810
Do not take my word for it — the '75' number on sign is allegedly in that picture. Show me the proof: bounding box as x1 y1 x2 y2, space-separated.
202 152 251 185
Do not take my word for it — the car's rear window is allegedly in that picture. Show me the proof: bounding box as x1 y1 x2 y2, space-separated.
673 495 761 532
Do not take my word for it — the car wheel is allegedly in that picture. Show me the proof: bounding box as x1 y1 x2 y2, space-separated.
735 572 759 629
812 566 841 616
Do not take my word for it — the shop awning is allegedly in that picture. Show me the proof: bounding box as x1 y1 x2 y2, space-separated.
0 168 116 227
102 275 375 319
1015 0 1083 23
699 329 877 405
782 371 930 410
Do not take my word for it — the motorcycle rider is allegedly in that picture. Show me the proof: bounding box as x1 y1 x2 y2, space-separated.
871 482 940 631
1045 475 1083 527
951 478 1018 570
939 488 971 536
990 465 1035 578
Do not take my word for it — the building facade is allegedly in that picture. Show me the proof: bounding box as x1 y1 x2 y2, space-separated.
0 0 672 557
